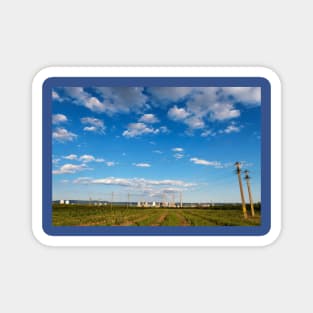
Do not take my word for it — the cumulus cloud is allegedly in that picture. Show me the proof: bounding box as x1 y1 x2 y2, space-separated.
55 86 259 120
172 147 183 152
222 87 261 104
184 116 205 129
200 129 214 137
168 106 190 120
147 87 194 102
53 163 89 175
52 128 77 142
139 113 159 124
162 87 260 131
79 155 96 163
52 114 67 124
122 123 159 138
133 163 151 168
52 90 61 100
150 86 260 106
190 158 221 167
81 117 105 133
63 154 78 160
83 126 96 132
208 103 240 120
173 153 184 159
95 158 105 163
223 124 241 134
62 87 106 113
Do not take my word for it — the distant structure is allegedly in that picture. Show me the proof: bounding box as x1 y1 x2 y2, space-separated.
244 170 255 217
111 192 114 209
127 193 130 209
179 192 183 208
65 200 70 205
137 201 161 208
59 200 64 204
235 162 248 219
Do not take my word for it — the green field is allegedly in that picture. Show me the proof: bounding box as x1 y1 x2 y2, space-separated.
52 204 261 226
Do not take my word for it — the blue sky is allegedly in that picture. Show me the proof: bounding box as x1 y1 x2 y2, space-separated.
52 86 261 203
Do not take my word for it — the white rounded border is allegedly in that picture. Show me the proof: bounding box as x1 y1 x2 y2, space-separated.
32 66 281 247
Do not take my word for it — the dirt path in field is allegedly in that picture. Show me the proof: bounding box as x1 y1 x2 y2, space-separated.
175 212 190 226
151 211 168 226
119 213 156 226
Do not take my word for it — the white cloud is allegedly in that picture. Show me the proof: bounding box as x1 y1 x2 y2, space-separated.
81 117 105 133
153 150 162 154
93 87 148 115
208 103 240 121
200 129 214 137
95 158 105 163
106 161 116 167
139 113 159 124
62 87 106 113
83 126 97 132
133 163 151 168
163 87 259 131
184 116 205 129
168 106 190 120
79 155 95 163
74 177 196 189
52 158 60 164
190 157 221 167
172 147 184 152
122 123 159 138
52 114 67 124
52 90 61 100
173 153 184 159
159 126 169 133
148 87 194 102
63 154 78 160
53 163 89 175
52 128 77 142
223 124 241 134
222 87 261 104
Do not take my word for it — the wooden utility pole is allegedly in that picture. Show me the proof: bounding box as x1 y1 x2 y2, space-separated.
235 162 248 219
244 170 255 217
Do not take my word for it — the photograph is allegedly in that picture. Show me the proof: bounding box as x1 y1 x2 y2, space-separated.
51 84 262 227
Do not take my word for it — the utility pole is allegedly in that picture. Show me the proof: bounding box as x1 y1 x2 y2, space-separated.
235 162 248 219
244 170 255 217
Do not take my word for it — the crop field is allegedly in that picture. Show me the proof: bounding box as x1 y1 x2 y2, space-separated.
52 204 261 226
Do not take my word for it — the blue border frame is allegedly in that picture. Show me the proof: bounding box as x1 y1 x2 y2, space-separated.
42 77 271 236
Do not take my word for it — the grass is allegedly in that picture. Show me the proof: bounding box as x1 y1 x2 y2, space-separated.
52 204 261 226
